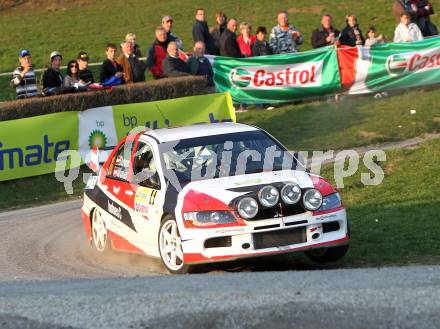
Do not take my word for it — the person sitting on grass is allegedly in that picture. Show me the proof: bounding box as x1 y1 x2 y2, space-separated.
252 26 272 56
42 51 63 91
237 22 256 57
394 11 424 42
162 41 190 78
77 51 95 83
146 27 170 79
100 43 124 85
188 41 214 86
10 49 39 99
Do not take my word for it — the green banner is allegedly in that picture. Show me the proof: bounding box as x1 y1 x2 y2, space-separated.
213 46 341 104
112 92 235 138
366 36 440 92
0 112 79 181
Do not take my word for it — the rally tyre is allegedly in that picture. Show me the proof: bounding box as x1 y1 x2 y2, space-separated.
158 215 193 274
305 245 349 264
91 208 110 253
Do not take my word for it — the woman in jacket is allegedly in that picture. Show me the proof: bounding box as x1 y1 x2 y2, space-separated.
340 14 365 47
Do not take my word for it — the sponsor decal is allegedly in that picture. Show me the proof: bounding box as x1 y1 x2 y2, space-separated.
85 175 98 190
134 187 150 213
88 129 108 149
386 47 440 77
108 200 122 220
0 135 70 170
316 214 337 221
229 62 323 90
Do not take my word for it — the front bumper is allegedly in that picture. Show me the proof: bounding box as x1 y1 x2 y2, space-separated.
182 207 349 264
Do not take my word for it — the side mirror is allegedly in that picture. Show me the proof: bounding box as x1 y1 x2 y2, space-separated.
140 172 161 190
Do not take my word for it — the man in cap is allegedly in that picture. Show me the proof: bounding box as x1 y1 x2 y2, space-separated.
10 49 39 99
42 51 63 91
162 15 184 50
77 51 95 83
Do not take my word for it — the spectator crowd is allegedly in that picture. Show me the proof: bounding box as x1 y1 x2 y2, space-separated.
10 2 438 100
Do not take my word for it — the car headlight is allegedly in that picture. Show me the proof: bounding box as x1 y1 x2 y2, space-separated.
237 197 259 219
319 193 342 211
303 189 323 211
258 185 280 207
183 211 237 226
281 183 302 204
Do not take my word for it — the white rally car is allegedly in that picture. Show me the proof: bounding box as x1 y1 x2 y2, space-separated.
82 122 349 274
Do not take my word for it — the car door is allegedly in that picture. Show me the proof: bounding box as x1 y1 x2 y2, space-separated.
100 139 139 247
130 140 166 253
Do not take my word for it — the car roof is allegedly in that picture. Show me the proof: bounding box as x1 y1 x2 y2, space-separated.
141 122 259 143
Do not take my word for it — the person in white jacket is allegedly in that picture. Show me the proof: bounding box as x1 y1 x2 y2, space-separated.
394 12 424 43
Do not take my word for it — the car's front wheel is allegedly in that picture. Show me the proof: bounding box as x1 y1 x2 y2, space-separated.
305 245 349 264
158 215 192 274
91 208 110 252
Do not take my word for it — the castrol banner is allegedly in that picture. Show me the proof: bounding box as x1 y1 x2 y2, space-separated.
213 46 341 104
340 36 440 94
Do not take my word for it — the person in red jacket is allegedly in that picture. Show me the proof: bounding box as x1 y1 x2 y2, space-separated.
237 22 256 57
146 27 169 79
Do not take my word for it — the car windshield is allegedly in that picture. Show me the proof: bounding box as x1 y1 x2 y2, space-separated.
159 130 298 183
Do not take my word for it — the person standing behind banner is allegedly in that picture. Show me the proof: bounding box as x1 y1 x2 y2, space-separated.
10 49 39 99
219 18 242 57
77 51 95 83
188 41 214 86
394 12 424 42
269 10 304 54
311 14 340 48
210 11 227 53
340 14 365 46
118 41 146 83
252 26 272 56
64 60 83 88
192 8 218 55
237 22 256 57
42 51 64 95
162 15 184 50
100 43 124 84
162 42 190 78
364 26 385 47
125 33 142 58
146 27 170 79
408 0 438 37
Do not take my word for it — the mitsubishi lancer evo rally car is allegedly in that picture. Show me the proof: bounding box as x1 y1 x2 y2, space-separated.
81 123 349 274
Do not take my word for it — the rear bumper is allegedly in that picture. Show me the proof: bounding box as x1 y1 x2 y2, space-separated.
182 208 349 265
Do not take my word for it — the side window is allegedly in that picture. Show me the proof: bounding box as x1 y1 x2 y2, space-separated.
132 142 161 189
107 141 133 181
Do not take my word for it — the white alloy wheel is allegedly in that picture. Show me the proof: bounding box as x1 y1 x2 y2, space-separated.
159 218 185 272
92 209 108 252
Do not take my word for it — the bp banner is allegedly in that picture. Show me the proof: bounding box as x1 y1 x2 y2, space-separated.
345 36 440 94
78 92 235 162
213 46 341 104
0 112 79 181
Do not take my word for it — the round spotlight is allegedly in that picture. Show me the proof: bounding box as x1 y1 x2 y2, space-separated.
258 185 280 207
281 183 302 204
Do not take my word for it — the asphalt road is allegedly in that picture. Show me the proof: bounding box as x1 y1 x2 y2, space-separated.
0 201 439 329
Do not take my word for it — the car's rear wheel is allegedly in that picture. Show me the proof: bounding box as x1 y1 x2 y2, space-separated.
158 215 192 274
305 245 349 264
91 208 110 252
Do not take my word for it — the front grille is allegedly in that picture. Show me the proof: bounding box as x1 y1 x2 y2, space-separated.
253 227 306 250
248 204 306 221
323 221 340 233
